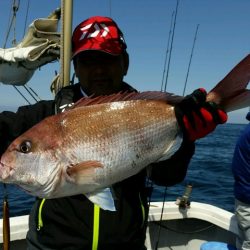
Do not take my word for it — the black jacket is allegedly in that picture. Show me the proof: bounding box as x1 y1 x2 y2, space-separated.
0 83 195 250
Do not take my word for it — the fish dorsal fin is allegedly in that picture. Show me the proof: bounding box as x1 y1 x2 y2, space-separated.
86 187 116 211
73 91 183 108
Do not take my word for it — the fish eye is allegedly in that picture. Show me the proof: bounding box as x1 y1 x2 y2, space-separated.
19 141 32 153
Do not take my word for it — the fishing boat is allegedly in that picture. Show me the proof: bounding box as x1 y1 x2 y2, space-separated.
0 200 239 250
0 1 246 250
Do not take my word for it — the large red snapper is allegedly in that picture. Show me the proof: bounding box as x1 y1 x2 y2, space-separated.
1 54 250 210
0 94 183 199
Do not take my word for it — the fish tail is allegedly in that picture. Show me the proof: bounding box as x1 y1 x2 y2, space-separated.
207 54 250 112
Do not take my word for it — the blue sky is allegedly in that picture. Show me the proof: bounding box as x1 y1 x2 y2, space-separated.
0 0 249 123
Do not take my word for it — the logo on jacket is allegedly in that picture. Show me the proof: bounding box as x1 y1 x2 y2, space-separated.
59 103 74 113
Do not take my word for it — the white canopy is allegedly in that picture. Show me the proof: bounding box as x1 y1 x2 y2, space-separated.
0 9 60 86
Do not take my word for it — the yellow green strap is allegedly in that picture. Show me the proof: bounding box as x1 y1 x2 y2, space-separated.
36 199 101 250
92 204 100 250
139 193 145 228
37 199 46 231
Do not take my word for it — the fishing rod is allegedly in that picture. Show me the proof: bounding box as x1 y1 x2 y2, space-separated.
161 11 175 92
3 184 10 250
163 0 180 92
182 24 200 96
1 2 20 247
154 187 168 250
155 1 181 248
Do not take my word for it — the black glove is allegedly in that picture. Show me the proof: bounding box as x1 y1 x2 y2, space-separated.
175 88 228 141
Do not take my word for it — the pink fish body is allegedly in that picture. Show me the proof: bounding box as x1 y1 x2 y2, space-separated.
0 98 181 200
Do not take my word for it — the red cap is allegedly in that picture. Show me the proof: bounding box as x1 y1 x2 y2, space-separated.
72 16 127 58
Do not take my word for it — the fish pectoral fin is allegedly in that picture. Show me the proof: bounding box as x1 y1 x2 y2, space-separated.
86 187 116 211
66 160 103 184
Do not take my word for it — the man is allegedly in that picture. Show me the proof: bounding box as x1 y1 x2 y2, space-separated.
0 16 227 250
232 112 250 250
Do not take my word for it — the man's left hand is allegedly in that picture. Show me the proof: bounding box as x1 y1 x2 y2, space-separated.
175 88 228 141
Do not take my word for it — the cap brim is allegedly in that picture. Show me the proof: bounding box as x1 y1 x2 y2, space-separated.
72 48 122 59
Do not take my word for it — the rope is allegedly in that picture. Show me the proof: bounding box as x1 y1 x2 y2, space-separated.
3 0 20 48
152 220 215 234
22 0 30 37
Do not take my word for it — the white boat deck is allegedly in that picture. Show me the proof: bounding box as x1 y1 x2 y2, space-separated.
0 201 239 250
148 201 238 233
146 202 238 250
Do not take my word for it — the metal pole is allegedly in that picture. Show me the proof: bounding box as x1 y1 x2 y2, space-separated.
60 0 73 91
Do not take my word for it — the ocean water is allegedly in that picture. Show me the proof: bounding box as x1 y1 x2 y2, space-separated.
151 123 247 212
0 123 247 218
